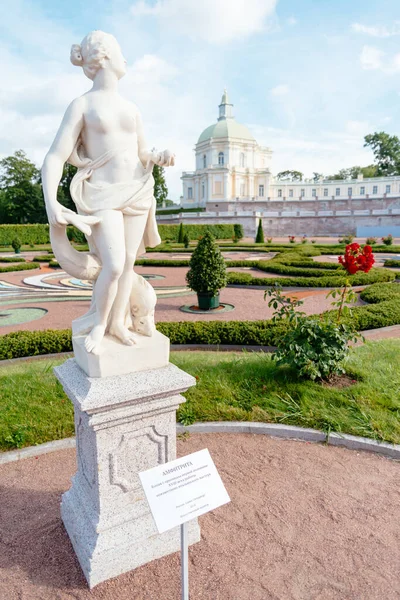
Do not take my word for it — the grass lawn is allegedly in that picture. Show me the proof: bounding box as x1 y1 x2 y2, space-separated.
0 340 400 451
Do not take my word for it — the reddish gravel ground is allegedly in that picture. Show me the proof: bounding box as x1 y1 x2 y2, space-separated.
0 433 399 600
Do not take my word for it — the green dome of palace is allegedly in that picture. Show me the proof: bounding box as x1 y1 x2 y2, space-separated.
197 119 255 144
197 90 255 144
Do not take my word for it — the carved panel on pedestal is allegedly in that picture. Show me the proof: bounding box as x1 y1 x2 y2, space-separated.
109 426 168 493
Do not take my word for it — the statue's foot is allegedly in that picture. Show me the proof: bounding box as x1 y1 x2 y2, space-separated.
109 323 136 346
84 325 106 355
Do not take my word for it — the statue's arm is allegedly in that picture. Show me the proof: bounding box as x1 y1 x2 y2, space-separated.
42 98 84 226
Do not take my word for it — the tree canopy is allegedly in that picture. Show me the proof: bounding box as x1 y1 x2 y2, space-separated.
0 150 45 224
276 170 303 181
364 131 400 176
153 164 169 207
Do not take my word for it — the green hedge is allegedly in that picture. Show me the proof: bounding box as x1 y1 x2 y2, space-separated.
0 329 73 360
1 282 400 359
157 224 235 241
227 268 395 288
35 254 55 262
0 262 40 273
0 224 50 245
0 256 26 263
384 259 400 268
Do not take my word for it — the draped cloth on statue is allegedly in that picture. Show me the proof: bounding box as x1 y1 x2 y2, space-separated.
66 144 161 336
68 144 161 254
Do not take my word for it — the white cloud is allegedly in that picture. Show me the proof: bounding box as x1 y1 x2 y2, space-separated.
360 45 385 70
345 120 370 137
352 22 400 38
131 0 277 43
270 84 290 96
250 124 374 179
287 16 297 26
360 45 400 74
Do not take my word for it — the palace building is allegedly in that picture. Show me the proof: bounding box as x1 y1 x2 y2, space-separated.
175 92 400 237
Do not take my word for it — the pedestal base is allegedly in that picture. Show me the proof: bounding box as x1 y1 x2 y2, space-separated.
72 330 170 378
54 359 200 588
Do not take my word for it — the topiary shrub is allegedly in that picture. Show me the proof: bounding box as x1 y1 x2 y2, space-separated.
233 223 244 242
177 223 185 243
255 219 264 243
186 230 227 308
11 237 22 253
183 233 190 249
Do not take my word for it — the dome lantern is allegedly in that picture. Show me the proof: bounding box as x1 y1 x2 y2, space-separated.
218 88 234 121
197 91 255 145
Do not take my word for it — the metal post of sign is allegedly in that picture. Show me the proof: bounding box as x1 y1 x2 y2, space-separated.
181 522 189 600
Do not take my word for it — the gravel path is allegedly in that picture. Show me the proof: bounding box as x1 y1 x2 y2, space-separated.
0 433 399 599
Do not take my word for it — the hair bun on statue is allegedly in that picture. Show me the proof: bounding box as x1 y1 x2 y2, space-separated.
70 44 84 66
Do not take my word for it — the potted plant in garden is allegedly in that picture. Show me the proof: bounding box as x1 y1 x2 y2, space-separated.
186 230 227 310
12 237 22 254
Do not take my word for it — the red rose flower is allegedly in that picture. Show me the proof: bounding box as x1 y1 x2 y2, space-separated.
338 243 375 275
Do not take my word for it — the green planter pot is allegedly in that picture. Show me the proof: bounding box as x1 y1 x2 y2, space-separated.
197 292 220 310
14 248 21 254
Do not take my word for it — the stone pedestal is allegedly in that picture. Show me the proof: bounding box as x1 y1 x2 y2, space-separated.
54 359 200 589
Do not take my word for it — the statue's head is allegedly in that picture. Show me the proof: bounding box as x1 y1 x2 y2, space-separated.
70 31 126 81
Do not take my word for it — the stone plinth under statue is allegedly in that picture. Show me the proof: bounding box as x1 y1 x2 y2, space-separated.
55 359 200 588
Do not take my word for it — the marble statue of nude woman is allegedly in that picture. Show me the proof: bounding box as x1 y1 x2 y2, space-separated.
42 30 174 355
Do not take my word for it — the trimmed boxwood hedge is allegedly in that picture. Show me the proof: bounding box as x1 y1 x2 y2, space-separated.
1 282 400 360
227 268 395 288
35 254 55 262
0 262 40 273
157 224 235 241
384 259 400 268
0 256 26 263
0 224 50 245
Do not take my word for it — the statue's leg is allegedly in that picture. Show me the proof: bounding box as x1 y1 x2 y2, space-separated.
108 212 148 345
84 209 125 354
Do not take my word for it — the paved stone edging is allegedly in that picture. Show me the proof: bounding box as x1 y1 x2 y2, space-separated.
1 422 399 465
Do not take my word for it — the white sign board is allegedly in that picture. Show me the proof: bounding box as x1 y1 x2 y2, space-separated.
139 448 230 534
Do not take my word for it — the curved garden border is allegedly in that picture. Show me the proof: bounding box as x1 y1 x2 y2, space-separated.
1 421 398 466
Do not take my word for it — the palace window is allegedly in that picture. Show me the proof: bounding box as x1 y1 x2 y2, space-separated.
312 189 316 197
240 153 245 168
201 182 205 198
259 184 264 197
386 184 391 193
278 189 282 197
289 189 293 197
348 187 352 197
218 152 224 166
360 186 365 195
240 183 245 196
301 189 305 197
373 185 378 194
336 188 340 196
188 187 193 199
324 188 328 197
203 154 207 169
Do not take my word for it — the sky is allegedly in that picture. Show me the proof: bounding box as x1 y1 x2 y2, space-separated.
0 0 399 200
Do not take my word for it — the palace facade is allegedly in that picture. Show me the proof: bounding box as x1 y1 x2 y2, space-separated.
175 92 400 237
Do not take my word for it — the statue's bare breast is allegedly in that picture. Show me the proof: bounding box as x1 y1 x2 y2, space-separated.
81 94 142 184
